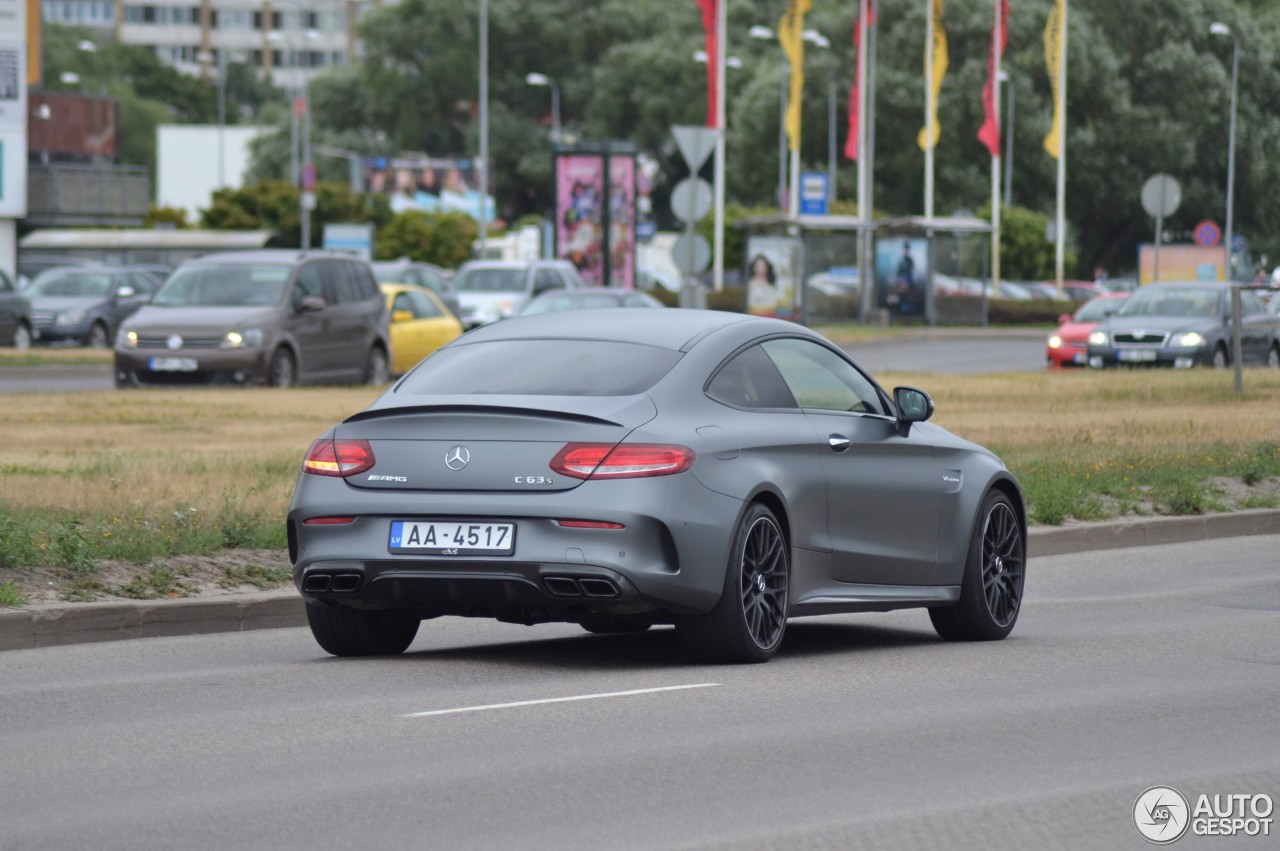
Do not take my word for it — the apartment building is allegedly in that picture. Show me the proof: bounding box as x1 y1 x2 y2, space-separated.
40 0 377 87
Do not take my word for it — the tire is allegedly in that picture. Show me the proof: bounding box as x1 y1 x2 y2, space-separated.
678 503 789 663
930 491 1025 642
85 322 110 349
579 618 652 635
11 322 31 350
114 369 138 389
363 345 390 385
1267 344 1280 369
1212 344 1229 369
305 602 420 657
266 347 296 388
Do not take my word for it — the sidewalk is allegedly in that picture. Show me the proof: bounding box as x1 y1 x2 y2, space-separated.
2 509 1277 652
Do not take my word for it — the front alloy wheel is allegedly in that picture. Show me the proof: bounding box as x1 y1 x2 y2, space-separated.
930 491 1025 641
679 503 789 663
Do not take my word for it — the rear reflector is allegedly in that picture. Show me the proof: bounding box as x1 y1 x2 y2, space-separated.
302 439 375 477
549 443 695 480
555 519 626 530
303 516 356 525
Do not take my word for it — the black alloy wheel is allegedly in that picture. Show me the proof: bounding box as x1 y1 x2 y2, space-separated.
930 491 1025 641
86 322 110 349
679 503 789 663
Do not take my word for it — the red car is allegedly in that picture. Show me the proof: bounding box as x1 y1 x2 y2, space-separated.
1047 292 1129 368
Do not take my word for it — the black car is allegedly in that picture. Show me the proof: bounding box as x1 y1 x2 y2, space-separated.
0 268 34 349
26 266 161 348
1087 281 1280 369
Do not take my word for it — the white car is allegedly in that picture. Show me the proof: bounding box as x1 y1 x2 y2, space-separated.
451 260 587 328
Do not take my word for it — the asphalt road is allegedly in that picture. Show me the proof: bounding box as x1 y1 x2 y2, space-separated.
2 535 1277 850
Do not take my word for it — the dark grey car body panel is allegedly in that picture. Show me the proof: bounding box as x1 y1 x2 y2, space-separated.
288 310 1022 625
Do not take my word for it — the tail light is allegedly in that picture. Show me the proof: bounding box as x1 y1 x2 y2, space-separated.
303 439 375 477
550 443 695 480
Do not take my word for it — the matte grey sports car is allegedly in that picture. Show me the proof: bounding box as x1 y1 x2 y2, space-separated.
287 310 1026 663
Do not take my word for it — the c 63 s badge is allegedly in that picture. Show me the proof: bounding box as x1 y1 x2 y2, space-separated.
515 476 554 485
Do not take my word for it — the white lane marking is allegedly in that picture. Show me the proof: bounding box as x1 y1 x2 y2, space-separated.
404 683 721 718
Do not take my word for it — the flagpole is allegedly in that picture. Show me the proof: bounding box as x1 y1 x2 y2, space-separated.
856 0 871 323
713 0 725 292
1054 0 1068 296
991 0 1002 297
924 0 935 222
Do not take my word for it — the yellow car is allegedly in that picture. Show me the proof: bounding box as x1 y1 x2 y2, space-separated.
380 283 464 376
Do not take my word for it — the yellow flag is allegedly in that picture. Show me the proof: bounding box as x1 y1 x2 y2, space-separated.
917 0 948 151
1043 0 1065 159
778 0 812 152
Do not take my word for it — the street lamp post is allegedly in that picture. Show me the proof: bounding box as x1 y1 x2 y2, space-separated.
1210 21 1239 280
524 72 561 143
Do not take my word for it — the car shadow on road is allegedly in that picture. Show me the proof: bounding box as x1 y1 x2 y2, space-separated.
362 618 941 671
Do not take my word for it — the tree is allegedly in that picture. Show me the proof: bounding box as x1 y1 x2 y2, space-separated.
200 180 391 248
375 211 479 267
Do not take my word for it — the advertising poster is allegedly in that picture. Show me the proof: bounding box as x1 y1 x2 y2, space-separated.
608 155 635 288
0 0 27 218
362 154 494 222
875 237 929 316
556 154 605 285
745 236 798 320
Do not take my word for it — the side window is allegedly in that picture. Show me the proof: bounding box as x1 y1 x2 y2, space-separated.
534 269 561 295
761 338 886 415
420 269 446 295
706 344 797 409
292 264 326 308
1241 292 1266 316
409 291 442 318
391 292 416 316
328 262 359 304
351 263 379 299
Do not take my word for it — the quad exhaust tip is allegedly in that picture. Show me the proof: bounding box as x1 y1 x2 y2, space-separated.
542 576 620 599
302 572 363 594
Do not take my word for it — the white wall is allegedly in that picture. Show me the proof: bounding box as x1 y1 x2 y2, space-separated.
156 125 269 223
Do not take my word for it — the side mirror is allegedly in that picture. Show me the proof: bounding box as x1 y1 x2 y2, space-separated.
1058 313 1070 325
391 309 414 324
893 386 935 437
116 286 136 299
297 295 327 312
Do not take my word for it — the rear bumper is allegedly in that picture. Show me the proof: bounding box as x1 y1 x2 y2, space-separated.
287 475 744 622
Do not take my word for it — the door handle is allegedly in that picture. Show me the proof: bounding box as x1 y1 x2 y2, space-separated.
828 435 851 453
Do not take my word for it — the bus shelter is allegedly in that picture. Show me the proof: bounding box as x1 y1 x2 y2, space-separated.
738 214 993 326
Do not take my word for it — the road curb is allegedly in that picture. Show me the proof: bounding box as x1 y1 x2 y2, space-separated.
2 509 1278 652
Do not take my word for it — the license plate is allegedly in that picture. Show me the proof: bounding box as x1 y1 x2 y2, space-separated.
1117 349 1157 363
149 357 198 372
389 521 515 555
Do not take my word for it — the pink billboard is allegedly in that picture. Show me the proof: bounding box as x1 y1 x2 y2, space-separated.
556 155 606 285
609 156 635 288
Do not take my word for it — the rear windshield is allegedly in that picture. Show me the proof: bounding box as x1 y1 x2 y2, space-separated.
453 268 526 293
152 264 291 307
397 340 681 396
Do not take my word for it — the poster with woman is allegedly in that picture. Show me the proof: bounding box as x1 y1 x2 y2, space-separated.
555 155 605 285
744 236 798 319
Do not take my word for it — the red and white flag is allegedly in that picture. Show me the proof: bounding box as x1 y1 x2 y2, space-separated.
845 1 876 160
977 0 1009 157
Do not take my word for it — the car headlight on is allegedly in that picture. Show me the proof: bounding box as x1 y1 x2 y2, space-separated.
221 328 264 349
1088 330 1109 346
117 329 138 349
1169 331 1205 347
1048 335 1063 349
54 309 87 327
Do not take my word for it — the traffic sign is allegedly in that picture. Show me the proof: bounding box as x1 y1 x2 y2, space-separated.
1141 174 1181 218
671 233 711 276
1193 219 1221 247
671 177 713 224
301 162 316 191
671 126 717 172
799 172 829 216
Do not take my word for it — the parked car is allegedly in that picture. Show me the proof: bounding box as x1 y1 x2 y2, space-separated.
1032 281 1111 302
0 268 34 349
114 250 390 387
1086 281 1280 369
16 253 94 288
450 259 586 328
372 259 460 317
516 287 666 316
381 283 463 376
1046 292 1129 368
287 309 1026 662
25 265 160 348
